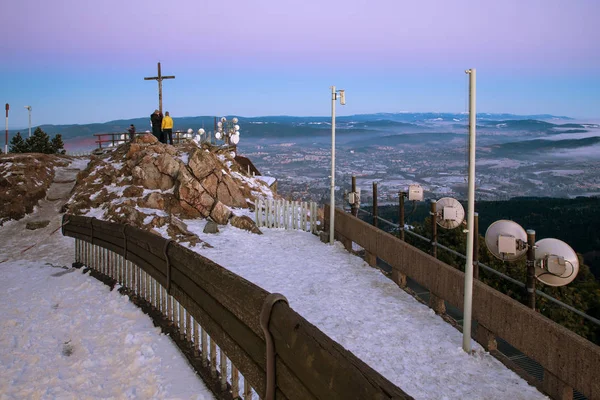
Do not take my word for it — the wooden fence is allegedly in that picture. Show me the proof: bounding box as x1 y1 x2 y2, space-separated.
62 214 411 400
326 205 600 400
255 198 319 233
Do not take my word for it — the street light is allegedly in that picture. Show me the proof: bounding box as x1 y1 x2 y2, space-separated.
24 106 32 138
462 68 476 353
329 86 346 244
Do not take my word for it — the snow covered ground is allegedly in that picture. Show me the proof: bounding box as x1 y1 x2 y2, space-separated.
180 216 548 400
0 160 214 400
0 156 547 399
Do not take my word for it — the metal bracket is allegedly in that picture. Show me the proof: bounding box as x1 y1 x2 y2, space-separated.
163 239 173 294
260 293 289 400
122 225 128 260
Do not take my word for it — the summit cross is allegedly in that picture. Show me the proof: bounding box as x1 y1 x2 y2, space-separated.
144 62 175 114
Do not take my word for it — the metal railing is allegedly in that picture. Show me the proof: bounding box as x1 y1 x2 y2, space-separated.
357 207 600 328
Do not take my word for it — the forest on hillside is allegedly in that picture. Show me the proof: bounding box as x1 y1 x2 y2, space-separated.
361 196 600 344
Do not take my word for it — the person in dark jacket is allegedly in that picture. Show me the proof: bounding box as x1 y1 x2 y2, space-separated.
150 109 162 140
127 124 136 141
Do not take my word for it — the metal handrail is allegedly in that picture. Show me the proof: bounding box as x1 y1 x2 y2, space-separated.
356 207 600 327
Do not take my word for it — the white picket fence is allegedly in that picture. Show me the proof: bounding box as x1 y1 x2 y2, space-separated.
254 197 319 233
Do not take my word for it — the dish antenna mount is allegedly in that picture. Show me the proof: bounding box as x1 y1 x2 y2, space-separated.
485 220 579 287
434 197 465 230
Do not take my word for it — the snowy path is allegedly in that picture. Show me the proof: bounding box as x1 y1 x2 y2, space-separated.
183 218 548 400
0 158 214 400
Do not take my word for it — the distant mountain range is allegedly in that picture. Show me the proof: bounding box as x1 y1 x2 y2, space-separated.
7 112 575 142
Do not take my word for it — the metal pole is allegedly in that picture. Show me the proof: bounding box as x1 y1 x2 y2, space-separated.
399 192 406 241
27 106 32 138
158 62 163 114
462 68 477 353
430 199 437 258
329 86 336 244
372 182 378 228
4 103 9 154
351 176 357 217
473 212 480 280
526 229 536 309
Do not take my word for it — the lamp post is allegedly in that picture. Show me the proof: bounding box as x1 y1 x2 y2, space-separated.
329 86 346 244
462 68 476 353
4 103 8 154
24 106 32 138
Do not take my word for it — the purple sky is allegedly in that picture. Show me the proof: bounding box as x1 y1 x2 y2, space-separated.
1 0 599 126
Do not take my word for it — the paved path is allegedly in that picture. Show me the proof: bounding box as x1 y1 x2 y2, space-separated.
0 158 88 263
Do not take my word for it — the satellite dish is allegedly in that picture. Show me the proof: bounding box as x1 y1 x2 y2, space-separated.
435 197 465 229
187 128 193 134
215 131 223 140
220 117 226 123
198 128 205 135
232 117 238 123
535 238 579 286
234 124 240 131
217 121 223 128
231 134 240 144
230 151 236 158
485 220 528 261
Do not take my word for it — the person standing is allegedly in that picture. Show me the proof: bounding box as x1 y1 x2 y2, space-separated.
150 109 162 141
161 111 174 145
127 124 136 141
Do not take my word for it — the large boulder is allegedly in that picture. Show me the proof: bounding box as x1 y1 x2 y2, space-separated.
66 134 276 243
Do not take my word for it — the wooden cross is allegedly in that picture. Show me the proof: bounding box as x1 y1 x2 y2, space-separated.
144 62 175 114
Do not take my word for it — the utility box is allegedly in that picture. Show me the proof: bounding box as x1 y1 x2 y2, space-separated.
498 234 517 255
408 184 423 201
443 206 458 221
349 188 361 205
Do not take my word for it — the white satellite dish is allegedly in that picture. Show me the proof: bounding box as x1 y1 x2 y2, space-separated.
534 238 579 286
230 151 236 158
215 131 223 140
485 220 528 261
220 117 226 123
435 197 465 229
187 128 193 134
198 128 205 135
232 117 238 123
217 121 223 128
231 134 240 144
234 124 240 131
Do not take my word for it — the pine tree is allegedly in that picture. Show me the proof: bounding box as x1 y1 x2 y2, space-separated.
25 127 53 154
9 132 29 153
51 134 66 154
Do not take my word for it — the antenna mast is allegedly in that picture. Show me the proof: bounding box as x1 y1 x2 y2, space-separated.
463 68 476 353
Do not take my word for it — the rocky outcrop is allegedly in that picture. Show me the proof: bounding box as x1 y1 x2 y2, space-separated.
66 134 272 243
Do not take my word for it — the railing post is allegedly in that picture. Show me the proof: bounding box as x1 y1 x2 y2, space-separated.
430 199 437 258
473 212 480 280
373 182 378 228
351 176 358 217
399 191 406 241
526 229 536 309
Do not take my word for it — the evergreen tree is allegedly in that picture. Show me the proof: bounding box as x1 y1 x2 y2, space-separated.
25 127 53 154
50 134 66 154
9 132 29 153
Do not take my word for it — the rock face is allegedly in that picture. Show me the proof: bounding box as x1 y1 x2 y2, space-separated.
0 153 70 225
66 135 272 243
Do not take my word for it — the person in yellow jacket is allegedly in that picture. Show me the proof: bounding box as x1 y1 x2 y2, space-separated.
161 111 174 144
